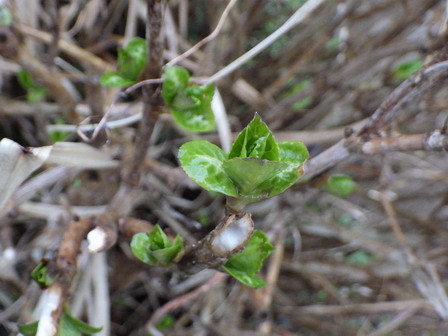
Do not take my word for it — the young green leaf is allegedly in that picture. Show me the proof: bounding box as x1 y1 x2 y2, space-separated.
170 83 215 132
162 66 216 132
228 114 279 161
178 140 238 197
155 315 175 330
31 261 54 288
178 115 309 205
63 312 103 334
392 59 423 82
17 70 48 103
118 38 147 80
223 230 274 288
99 38 147 88
17 70 34 89
254 166 301 198
131 225 184 266
18 313 101 336
324 174 357 197
222 158 289 198
48 117 71 143
278 141 309 165
222 268 266 288
162 66 190 104
18 321 39 336
99 72 135 87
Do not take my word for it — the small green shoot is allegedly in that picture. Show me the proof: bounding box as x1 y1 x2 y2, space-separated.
292 97 312 111
0 5 12 25
31 260 54 288
100 38 147 87
392 59 424 82
346 250 376 266
131 225 184 266
49 117 71 143
179 114 309 209
162 66 215 132
324 174 356 197
155 315 175 330
18 312 102 336
17 69 48 103
223 230 274 288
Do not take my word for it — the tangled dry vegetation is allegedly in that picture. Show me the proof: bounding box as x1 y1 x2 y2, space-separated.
1 0 448 335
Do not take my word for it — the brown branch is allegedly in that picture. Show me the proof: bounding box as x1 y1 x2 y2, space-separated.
177 213 254 274
123 0 165 185
302 60 448 181
145 272 226 329
16 24 114 72
36 217 93 336
360 130 448 155
88 0 166 253
278 300 432 316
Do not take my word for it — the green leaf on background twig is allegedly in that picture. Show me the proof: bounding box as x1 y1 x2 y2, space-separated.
392 59 423 82
162 66 215 132
99 38 147 87
324 174 357 197
17 69 48 103
18 312 102 336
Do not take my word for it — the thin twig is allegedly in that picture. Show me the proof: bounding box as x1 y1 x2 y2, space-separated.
205 0 326 84
145 272 226 329
166 0 238 67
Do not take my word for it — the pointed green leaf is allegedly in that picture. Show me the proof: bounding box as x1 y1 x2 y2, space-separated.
222 267 266 288
27 87 48 103
178 140 238 197
277 141 309 165
222 158 289 198
118 38 147 80
131 225 184 266
163 66 215 132
99 72 135 87
58 315 81 336
17 70 48 102
155 315 175 330
18 321 38 336
256 165 301 198
224 231 274 274
17 69 35 89
18 313 101 336
162 66 190 104
31 261 54 288
228 114 279 161
324 174 357 197
63 312 102 334
392 59 423 82
223 230 274 288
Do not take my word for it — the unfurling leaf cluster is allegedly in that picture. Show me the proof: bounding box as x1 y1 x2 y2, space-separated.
223 230 274 288
131 225 184 266
162 66 215 132
100 38 147 87
178 114 309 208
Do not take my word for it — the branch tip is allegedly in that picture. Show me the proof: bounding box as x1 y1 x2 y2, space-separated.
87 227 108 253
